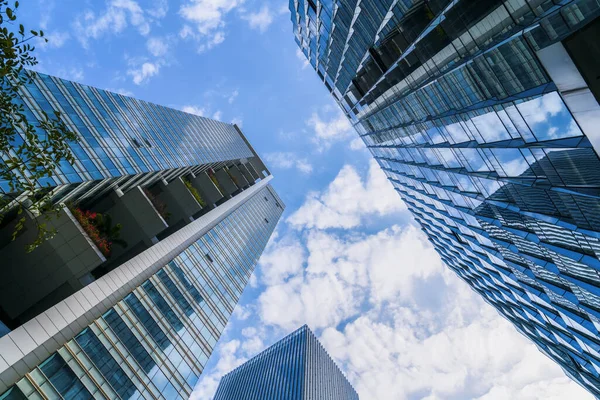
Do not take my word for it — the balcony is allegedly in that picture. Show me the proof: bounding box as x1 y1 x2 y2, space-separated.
0 205 107 329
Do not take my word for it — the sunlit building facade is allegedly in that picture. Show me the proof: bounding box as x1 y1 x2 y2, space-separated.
0 73 284 398
290 0 600 396
214 325 358 400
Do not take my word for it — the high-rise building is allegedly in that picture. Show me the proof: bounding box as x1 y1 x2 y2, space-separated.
290 0 600 396
0 72 284 399
214 325 359 400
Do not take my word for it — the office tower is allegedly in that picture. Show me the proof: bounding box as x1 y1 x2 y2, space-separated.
0 72 285 398
290 0 600 396
214 325 359 400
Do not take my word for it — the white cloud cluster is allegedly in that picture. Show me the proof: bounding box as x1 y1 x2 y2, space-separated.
39 31 71 49
288 159 406 229
295 48 309 69
181 105 207 116
179 0 245 53
192 159 591 400
127 61 161 85
349 137 367 151
241 6 274 33
263 152 314 175
146 37 170 57
307 107 354 151
74 0 163 48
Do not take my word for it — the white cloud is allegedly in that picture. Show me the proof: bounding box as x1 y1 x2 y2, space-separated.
307 107 354 151
295 48 309 69
40 31 70 49
263 152 314 175
190 340 247 400
232 304 251 321
179 0 245 53
127 61 160 85
105 87 134 97
212 110 223 120
231 117 243 127
288 159 406 229
241 6 274 33
181 105 207 116
349 137 366 151
73 0 161 48
147 0 168 18
146 37 169 57
228 89 239 104
192 161 591 400
55 67 85 82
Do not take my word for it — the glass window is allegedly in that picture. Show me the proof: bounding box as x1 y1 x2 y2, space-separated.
39 354 93 400
75 329 138 399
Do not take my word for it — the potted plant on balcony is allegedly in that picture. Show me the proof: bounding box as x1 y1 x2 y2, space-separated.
182 178 207 207
207 169 224 194
70 208 127 257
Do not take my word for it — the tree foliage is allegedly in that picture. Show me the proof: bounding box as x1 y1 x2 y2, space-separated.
0 0 78 251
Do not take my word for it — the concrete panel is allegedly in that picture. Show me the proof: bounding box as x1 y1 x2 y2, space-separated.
537 42 587 92
537 42 600 154
192 173 224 205
109 187 169 247
229 165 249 188
215 168 238 196
238 163 255 185
244 162 260 181
158 178 203 222
248 156 268 178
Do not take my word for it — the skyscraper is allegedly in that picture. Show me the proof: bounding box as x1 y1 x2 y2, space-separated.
290 0 600 396
0 72 284 398
214 325 359 400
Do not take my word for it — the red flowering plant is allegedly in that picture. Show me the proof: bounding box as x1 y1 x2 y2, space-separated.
70 208 127 257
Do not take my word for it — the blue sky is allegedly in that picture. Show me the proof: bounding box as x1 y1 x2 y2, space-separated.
23 0 593 399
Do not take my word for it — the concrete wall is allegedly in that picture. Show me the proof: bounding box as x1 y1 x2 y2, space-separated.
537 42 600 153
215 168 238 197
157 178 203 224
238 164 256 185
228 165 249 189
248 156 268 179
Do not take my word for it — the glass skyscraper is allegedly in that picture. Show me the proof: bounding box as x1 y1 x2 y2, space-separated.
290 0 600 396
214 325 359 400
0 73 284 399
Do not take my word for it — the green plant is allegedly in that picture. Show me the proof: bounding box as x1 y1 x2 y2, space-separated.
94 213 127 250
0 0 79 252
208 170 224 194
183 178 206 207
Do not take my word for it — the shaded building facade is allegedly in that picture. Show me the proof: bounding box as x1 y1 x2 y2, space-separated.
0 73 284 398
290 0 600 396
214 325 358 400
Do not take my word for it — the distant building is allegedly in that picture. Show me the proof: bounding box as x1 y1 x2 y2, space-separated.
0 72 284 399
214 325 359 400
290 0 600 396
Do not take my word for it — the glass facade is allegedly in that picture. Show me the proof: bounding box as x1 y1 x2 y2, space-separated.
2 71 253 192
0 185 284 400
214 325 358 400
291 0 600 396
